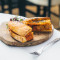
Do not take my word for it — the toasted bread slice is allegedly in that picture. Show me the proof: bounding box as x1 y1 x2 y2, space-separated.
22 17 52 32
9 30 27 43
23 17 51 25
8 21 32 36
9 30 33 43
8 21 33 43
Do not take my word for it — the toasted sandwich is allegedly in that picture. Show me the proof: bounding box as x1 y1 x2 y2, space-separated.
8 21 33 43
22 17 52 32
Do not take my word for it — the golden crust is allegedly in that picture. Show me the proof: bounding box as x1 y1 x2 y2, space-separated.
8 21 32 36
9 30 33 43
9 30 27 43
24 20 51 26
23 17 51 25
22 17 52 32
23 17 50 21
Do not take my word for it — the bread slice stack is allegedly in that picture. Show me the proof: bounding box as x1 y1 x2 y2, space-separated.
8 21 33 43
23 17 52 32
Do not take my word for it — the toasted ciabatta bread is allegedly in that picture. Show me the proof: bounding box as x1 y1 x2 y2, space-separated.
22 17 52 32
8 21 33 43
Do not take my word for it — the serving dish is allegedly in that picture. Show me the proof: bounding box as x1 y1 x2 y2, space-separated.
0 17 53 47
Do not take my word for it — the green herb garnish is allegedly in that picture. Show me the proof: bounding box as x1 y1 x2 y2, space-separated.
6 24 8 28
20 19 23 21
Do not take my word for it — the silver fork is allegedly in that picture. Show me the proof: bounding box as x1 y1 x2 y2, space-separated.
31 38 60 56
